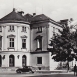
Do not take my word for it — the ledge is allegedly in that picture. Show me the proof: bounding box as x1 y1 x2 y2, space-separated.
21 31 27 33
21 48 27 49
7 47 15 49
36 31 42 33
8 30 15 32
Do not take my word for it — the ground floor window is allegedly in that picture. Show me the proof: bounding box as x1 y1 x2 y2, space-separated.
37 57 42 64
9 55 14 67
22 55 26 67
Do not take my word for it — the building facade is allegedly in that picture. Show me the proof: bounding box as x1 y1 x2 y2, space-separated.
0 8 62 70
0 9 31 67
30 14 62 70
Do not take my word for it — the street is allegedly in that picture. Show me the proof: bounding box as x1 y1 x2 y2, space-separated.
0 73 76 77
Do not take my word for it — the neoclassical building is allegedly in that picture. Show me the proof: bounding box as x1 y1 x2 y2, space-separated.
0 8 62 70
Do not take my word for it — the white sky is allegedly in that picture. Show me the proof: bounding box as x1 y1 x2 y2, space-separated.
0 0 77 21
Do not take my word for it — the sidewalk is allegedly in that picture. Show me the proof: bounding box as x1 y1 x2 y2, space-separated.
0 69 74 74
0 67 74 75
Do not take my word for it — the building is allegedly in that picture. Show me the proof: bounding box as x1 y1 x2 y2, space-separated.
0 8 62 71
30 14 62 70
0 8 30 67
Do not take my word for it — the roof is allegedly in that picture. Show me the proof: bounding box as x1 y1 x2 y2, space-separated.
0 8 28 23
31 14 62 27
0 8 61 27
24 13 33 22
31 14 50 22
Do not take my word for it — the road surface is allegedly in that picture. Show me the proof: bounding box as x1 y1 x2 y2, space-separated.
0 72 76 77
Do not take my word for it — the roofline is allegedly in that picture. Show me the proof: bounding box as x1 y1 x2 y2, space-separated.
31 19 62 28
30 51 50 54
31 19 49 24
49 19 62 28
0 51 30 53
0 20 30 24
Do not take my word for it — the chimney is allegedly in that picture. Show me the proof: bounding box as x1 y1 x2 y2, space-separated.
13 8 15 12
33 13 36 17
18 11 24 16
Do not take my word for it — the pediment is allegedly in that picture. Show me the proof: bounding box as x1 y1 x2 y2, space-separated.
35 35 42 40
7 34 15 38
21 35 27 38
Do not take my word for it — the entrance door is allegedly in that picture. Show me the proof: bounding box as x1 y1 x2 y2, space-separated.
22 55 26 67
0 55 2 67
9 55 14 67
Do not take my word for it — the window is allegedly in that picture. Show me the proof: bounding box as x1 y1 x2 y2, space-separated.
22 26 26 32
9 38 14 48
22 26 24 31
0 55 2 67
38 27 42 32
37 57 42 64
53 27 55 35
9 25 14 31
37 38 42 49
0 26 2 31
0 37 2 49
22 39 26 49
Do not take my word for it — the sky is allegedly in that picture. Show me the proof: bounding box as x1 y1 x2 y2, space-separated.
0 0 77 21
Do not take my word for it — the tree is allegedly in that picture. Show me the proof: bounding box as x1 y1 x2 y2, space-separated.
49 25 77 71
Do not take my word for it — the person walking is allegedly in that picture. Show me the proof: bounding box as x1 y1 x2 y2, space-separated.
74 64 77 76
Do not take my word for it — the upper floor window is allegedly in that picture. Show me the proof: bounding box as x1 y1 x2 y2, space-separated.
22 26 26 32
9 25 14 31
9 38 14 48
0 36 2 49
37 38 42 49
0 26 2 32
53 27 55 35
37 57 42 64
37 27 42 33
22 39 26 49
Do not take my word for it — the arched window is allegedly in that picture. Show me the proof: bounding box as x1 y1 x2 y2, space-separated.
22 55 26 67
0 55 2 67
9 55 15 67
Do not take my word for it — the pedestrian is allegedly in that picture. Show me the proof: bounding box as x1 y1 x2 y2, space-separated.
74 64 77 76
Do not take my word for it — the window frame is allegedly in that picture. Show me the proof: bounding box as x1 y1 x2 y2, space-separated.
9 38 14 48
0 26 2 32
37 57 42 64
22 39 26 49
37 38 42 49
53 27 56 36
9 25 15 32
22 26 27 32
37 27 42 33
0 37 2 49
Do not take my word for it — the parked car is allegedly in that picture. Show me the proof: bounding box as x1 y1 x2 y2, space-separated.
16 66 34 73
